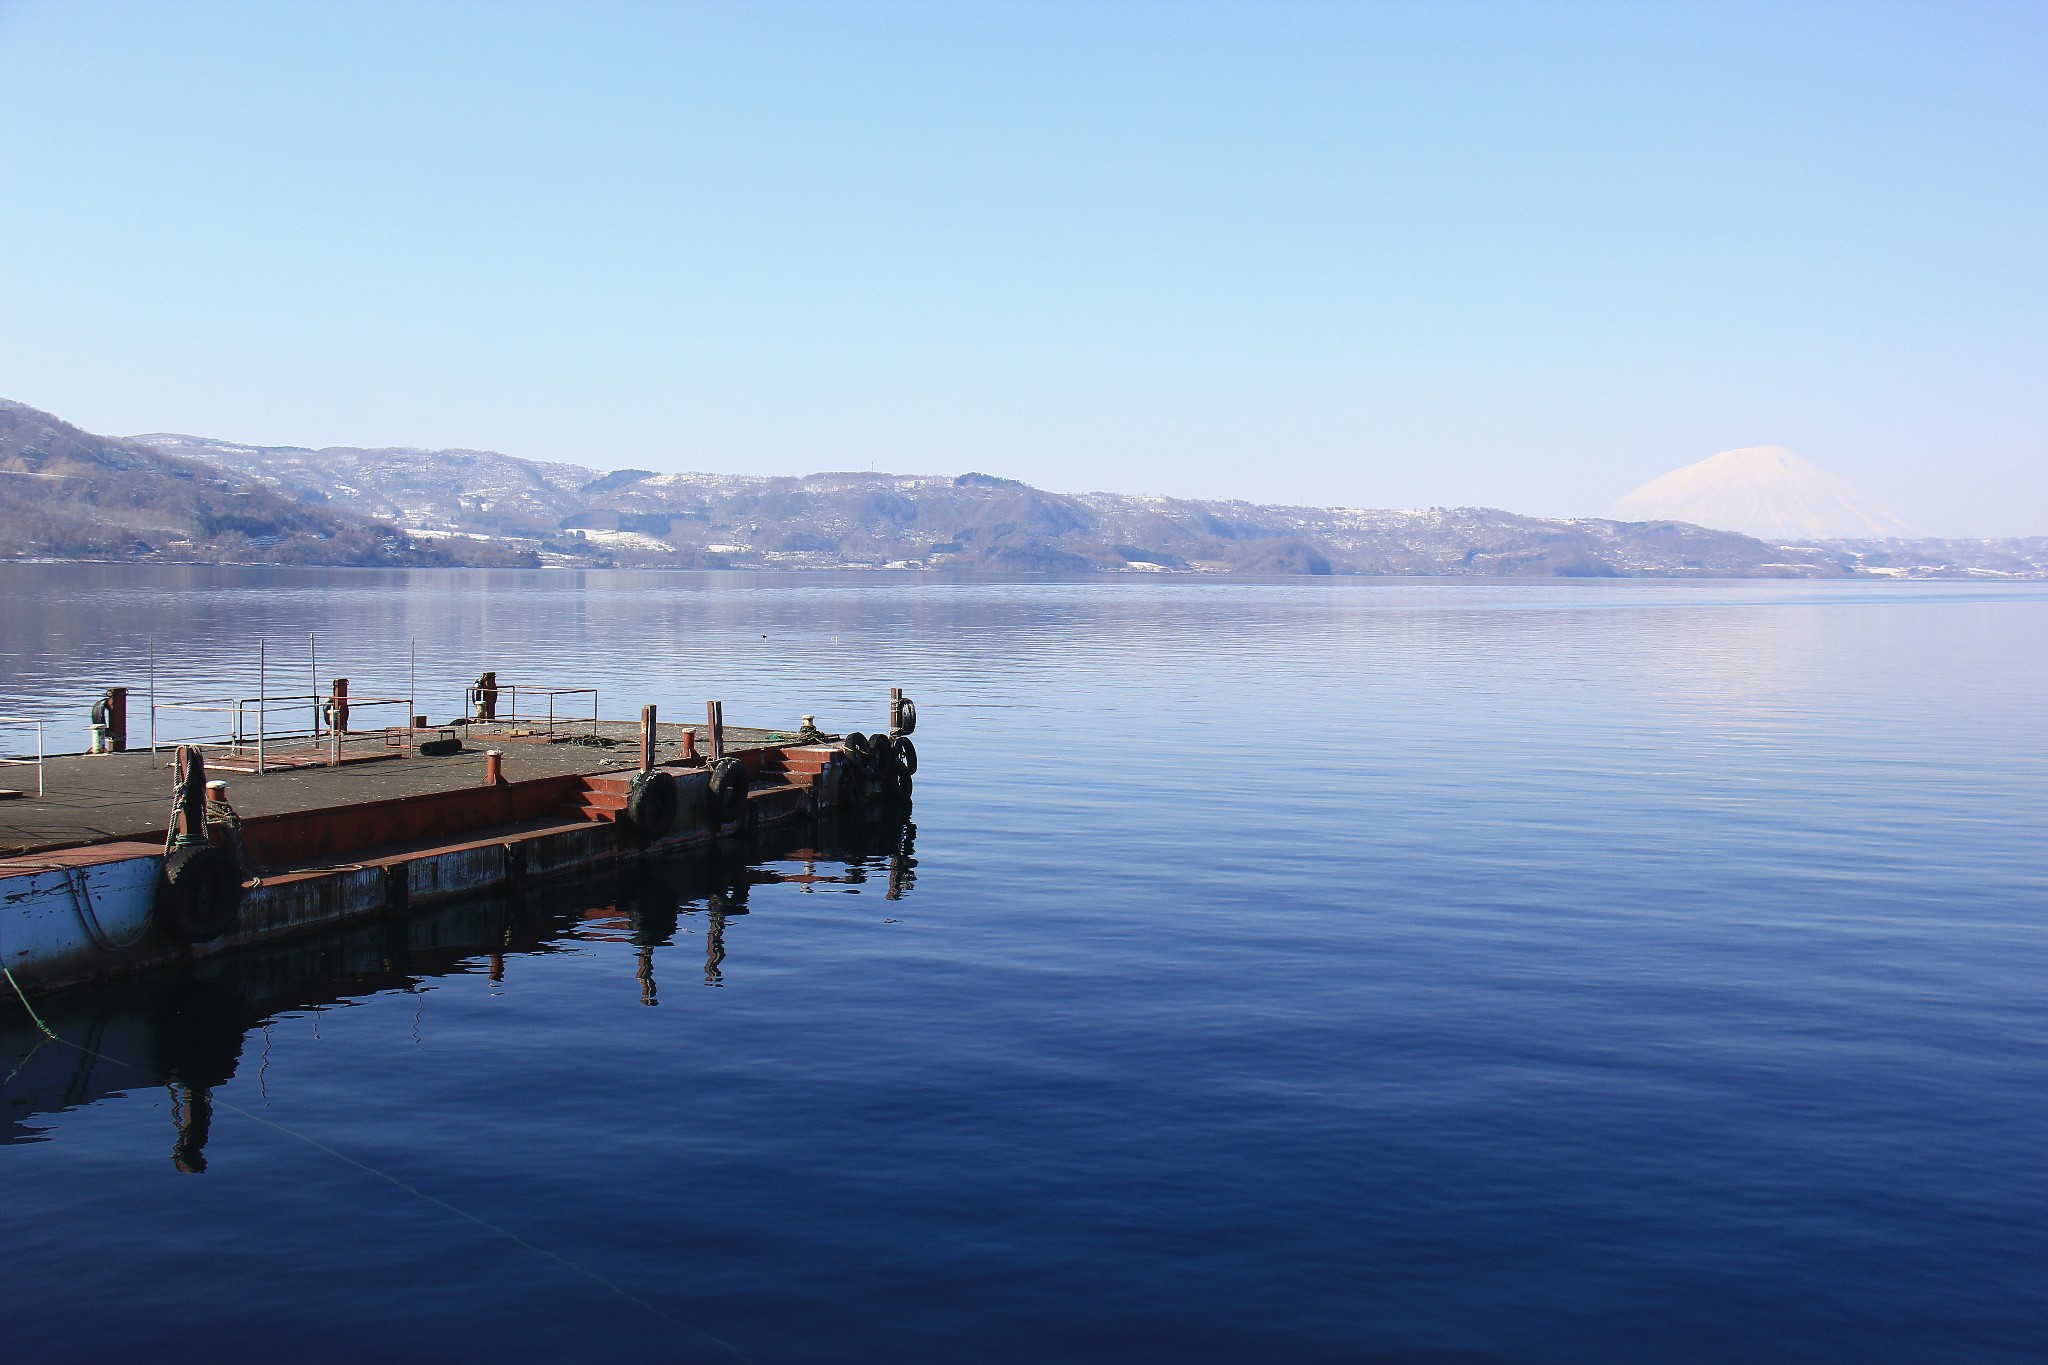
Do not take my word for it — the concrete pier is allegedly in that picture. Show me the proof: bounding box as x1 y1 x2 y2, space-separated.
0 713 908 995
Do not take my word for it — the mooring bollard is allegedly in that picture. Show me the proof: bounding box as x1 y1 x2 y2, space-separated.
484 749 504 787
107 687 128 753
329 678 351 736
174 745 206 842
679 729 697 762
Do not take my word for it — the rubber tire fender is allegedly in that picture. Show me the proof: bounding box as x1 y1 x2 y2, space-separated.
625 770 679 838
418 736 463 757
895 698 916 736
156 843 244 944
894 736 917 777
872 734 901 796
709 758 750 823
841 731 875 777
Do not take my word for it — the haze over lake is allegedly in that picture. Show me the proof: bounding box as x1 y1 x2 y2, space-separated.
3 566 2043 1362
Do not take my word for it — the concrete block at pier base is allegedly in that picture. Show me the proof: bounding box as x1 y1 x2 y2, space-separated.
746 785 811 828
239 866 387 941
406 844 509 905
518 822 618 878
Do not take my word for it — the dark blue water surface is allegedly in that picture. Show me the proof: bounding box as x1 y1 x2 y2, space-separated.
2 567 2044 1363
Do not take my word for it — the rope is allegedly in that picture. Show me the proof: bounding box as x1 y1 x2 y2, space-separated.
65 866 151 953
0 963 749 1361
0 863 152 955
3 961 57 1041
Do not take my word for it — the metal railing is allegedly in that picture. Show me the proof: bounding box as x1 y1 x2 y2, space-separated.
0 716 45 796
151 693 416 772
464 684 599 738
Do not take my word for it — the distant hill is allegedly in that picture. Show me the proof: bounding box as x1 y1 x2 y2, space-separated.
3 398 2037 577
131 428 1845 577
0 401 530 566
1614 445 1919 541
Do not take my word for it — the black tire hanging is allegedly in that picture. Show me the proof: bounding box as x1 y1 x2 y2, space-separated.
842 732 875 777
709 758 750 824
155 843 244 944
872 734 902 797
894 736 917 776
895 698 916 735
625 770 679 839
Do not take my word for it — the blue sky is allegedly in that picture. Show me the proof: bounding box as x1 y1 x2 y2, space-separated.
1 1 2042 533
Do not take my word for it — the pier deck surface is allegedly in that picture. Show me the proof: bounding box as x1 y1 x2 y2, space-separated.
0 721 791 855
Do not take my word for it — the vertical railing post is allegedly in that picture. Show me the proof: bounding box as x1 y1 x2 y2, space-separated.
640 704 656 773
707 701 725 761
890 686 903 735
257 638 267 776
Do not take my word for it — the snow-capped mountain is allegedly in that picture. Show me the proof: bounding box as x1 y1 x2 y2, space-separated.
1613 446 1919 541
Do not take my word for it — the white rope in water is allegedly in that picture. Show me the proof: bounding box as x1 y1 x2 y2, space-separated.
0 963 749 1362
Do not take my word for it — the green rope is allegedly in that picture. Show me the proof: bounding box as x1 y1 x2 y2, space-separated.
3 961 58 1041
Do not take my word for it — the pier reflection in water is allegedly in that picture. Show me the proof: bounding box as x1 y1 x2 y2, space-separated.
1 808 916 1169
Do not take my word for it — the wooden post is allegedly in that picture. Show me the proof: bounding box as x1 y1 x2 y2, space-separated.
106 687 127 752
640 704 656 773
707 700 725 761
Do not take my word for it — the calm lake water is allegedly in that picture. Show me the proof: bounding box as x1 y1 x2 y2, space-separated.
2 566 2044 1363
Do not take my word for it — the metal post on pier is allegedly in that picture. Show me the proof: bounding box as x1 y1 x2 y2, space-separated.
310 633 320 740
707 700 725 761
147 634 156 762
640 704 657 774
890 686 903 735
407 636 420 758
257 638 267 776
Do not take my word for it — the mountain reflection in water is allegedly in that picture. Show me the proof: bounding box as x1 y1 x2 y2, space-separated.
2 809 917 1168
